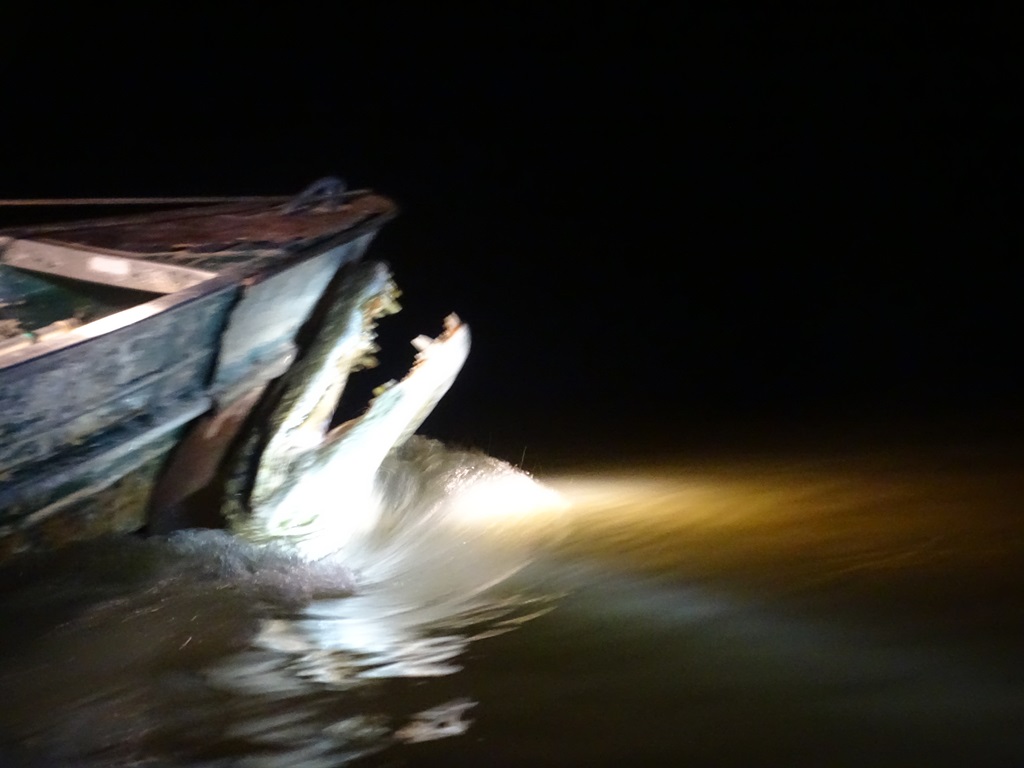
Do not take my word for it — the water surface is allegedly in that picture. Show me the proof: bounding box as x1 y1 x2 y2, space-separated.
1 430 1022 766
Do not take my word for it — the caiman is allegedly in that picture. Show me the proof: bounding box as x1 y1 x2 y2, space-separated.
0 180 468 560
220 261 470 559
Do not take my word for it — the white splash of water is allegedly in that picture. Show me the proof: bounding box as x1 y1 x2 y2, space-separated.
206 436 566 695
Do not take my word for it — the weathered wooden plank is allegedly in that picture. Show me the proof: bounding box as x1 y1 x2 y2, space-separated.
0 287 237 473
2 239 216 294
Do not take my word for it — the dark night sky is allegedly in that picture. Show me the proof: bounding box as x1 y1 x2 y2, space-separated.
2 9 1020 460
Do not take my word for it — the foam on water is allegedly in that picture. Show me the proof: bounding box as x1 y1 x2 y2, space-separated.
0 435 567 766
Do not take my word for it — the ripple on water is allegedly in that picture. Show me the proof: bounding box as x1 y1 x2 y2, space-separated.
0 437 566 766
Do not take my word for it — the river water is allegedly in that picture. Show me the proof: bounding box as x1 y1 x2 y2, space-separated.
1 429 1022 766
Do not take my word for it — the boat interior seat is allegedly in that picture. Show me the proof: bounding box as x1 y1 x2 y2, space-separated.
0 238 214 295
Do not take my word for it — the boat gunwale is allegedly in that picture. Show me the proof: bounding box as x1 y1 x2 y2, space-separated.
0 199 397 372
0 189 375 238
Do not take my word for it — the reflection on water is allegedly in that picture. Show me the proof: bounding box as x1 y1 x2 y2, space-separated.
1 433 1023 766
0 437 564 767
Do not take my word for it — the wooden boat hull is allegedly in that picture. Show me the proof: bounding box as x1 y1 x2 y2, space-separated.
0 188 395 556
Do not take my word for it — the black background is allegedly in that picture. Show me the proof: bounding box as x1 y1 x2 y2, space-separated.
2 9 1019 461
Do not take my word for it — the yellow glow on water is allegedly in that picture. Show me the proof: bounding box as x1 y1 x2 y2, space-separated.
522 451 1024 595
447 470 569 525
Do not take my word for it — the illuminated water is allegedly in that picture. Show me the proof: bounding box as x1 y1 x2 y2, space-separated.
1 430 1022 766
